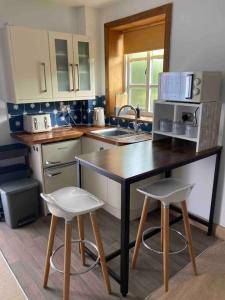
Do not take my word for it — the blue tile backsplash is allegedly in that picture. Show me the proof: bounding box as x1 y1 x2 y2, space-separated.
7 96 152 133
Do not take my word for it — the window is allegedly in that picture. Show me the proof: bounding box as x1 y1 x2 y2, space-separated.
125 49 164 114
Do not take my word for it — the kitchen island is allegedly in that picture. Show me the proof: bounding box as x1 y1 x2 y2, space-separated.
75 138 222 297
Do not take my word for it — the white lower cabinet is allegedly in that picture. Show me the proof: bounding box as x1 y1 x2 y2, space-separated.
43 164 77 194
29 139 81 215
82 137 160 220
81 137 113 202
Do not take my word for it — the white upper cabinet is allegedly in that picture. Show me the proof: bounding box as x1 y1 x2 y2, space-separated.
49 32 75 99
73 35 95 98
49 32 95 99
2 26 96 103
4 26 52 103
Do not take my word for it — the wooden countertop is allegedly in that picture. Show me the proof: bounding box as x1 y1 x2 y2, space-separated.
75 139 222 183
11 126 152 146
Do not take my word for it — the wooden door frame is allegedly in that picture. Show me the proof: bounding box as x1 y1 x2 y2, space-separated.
104 3 173 115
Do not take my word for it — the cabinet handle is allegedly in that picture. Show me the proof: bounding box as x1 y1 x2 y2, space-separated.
46 171 62 177
45 160 61 165
75 64 80 91
34 117 38 130
41 62 47 93
69 64 75 91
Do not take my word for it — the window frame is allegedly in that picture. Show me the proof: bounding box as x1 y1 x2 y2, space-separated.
125 50 164 116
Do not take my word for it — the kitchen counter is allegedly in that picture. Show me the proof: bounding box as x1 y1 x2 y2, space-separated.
75 138 222 297
11 126 151 146
75 138 221 182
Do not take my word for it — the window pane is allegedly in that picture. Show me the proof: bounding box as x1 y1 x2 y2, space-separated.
55 39 70 92
130 88 146 109
130 60 147 84
151 49 164 56
149 87 158 111
129 52 147 59
151 58 163 84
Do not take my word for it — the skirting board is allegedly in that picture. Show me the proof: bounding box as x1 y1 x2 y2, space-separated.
170 209 225 240
213 223 225 240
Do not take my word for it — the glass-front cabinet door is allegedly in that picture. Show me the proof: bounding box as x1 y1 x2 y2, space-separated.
49 32 75 98
73 35 95 98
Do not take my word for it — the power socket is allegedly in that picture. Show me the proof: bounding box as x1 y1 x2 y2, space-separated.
182 112 194 122
60 103 71 113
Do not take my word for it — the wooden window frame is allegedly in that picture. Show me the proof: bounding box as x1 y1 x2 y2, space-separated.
104 3 172 116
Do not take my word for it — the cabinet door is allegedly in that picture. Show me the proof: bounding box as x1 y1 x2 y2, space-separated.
81 138 107 201
49 32 75 98
73 35 95 98
44 164 77 194
8 26 52 101
42 139 81 167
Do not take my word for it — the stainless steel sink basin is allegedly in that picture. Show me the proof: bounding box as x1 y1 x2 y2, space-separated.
90 128 136 138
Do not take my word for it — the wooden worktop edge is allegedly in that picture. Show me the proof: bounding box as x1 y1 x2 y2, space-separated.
11 127 152 146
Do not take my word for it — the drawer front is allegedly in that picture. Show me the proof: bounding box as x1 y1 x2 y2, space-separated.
44 164 77 194
42 139 81 167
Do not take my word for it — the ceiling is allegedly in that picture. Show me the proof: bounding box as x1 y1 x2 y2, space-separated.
49 0 119 8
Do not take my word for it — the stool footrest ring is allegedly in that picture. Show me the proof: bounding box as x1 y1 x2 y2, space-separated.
142 226 188 255
50 239 100 276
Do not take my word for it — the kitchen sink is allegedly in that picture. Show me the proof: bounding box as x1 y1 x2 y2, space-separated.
90 128 136 138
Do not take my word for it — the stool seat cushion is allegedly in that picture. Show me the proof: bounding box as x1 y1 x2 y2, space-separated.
137 178 194 206
41 187 104 220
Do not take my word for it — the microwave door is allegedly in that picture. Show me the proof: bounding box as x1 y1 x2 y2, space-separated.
184 73 194 100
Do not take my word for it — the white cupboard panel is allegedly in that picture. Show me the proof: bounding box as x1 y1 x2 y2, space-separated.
42 139 81 167
73 35 95 98
107 176 160 220
49 31 75 99
81 137 108 201
44 164 77 194
7 26 52 102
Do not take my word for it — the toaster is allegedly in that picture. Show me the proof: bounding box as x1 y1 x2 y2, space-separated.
23 114 52 133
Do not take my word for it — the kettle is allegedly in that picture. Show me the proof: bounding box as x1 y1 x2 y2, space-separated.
93 107 105 127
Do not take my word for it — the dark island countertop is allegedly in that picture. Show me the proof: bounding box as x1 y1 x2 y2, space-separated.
75 139 222 183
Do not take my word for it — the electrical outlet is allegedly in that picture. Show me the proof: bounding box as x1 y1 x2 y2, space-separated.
182 112 194 122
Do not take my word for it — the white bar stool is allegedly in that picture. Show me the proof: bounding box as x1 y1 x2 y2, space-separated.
131 178 197 292
41 187 111 300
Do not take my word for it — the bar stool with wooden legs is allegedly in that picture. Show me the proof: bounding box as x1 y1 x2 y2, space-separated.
41 187 111 300
131 178 197 292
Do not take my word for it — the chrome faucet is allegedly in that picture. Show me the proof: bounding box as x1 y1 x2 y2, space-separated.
117 105 141 134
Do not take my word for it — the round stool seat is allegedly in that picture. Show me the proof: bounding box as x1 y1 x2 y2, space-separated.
41 187 104 220
137 178 194 206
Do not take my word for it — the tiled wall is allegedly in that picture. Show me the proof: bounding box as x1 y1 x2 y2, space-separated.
7 95 152 133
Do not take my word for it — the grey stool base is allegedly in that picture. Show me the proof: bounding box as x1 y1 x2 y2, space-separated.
142 226 188 255
50 239 100 275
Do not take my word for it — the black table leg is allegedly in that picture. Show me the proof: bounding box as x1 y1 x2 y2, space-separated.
120 181 130 297
76 161 81 188
208 150 222 235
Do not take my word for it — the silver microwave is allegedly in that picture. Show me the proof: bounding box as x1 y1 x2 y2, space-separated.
158 71 221 103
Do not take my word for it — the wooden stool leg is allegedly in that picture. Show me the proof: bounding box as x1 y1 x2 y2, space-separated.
181 201 197 275
77 215 85 265
64 221 72 300
161 204 164 251
163 205 169 292
43 215 58 288
90 212 111 294
132 196 150 269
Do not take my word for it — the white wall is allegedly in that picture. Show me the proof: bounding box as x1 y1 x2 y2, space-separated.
0 0 77 32
99 0 225 227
